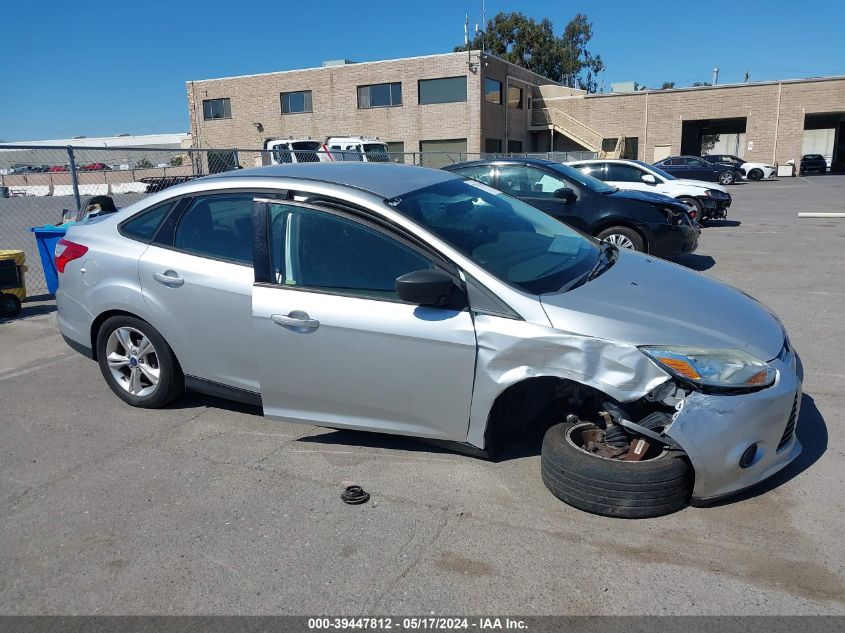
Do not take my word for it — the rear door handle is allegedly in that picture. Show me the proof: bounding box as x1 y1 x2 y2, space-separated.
271 311 320 332
153 271 184 287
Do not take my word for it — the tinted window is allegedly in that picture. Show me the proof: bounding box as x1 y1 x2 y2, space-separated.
507 85 523 109
576 163 605 179
358 83 402 108
605 163 645 182
269 204 432 300
389 179 598 295
174 194 254 265
121 200 177 242
418 77 467 104
497 165 569 198
485 78 502 104
688 158 708 166
453 165 495 185
202 98 231 120
281 91 313 114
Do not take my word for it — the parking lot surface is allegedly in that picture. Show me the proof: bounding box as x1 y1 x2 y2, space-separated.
1 175 844 615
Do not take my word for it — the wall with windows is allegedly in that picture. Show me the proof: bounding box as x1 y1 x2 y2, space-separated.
187 52 484 157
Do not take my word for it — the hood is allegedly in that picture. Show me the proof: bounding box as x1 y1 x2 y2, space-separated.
608 188 687 209
540 250 784 361
671 178 728 193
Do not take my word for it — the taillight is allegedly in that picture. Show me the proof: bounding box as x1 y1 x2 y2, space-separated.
54 238 88 273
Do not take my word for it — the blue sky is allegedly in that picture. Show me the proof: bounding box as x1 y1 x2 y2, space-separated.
1 0 843 141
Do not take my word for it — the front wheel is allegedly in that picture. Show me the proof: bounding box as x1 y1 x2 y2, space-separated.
718 170 736 185
677 196 702 224
0 293 21 318
597 226 645 252
96 315 183 408
747 168 763 181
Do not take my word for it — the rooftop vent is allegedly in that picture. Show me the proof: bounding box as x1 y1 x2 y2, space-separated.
322 59 356 67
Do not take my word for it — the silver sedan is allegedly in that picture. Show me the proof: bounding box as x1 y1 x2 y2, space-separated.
55 163 802 518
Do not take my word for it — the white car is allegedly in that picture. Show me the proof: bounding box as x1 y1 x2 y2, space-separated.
703 154 775 180
567 159 732 224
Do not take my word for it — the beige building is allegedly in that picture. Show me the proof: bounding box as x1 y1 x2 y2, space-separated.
186 52 845 171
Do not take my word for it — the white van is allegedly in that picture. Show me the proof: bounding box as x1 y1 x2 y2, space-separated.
325 137 390 162
263 139 329 165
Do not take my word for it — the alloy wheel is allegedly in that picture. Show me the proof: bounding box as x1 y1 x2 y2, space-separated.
105 326 160 397
603 233 635 249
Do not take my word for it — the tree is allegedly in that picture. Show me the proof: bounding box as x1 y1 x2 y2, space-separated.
135 158 152 169
169 155 183 167
660 81 675 89
456 11 605 92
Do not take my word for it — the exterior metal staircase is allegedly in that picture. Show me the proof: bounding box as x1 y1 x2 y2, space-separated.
530 107 624 159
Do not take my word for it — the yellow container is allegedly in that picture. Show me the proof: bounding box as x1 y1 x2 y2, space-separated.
0 249 27 303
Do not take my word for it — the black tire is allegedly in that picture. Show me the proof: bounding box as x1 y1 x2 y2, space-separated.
95 315 183 408
596 226 645 252
541 421 693 519
677 196 703 224
1 293 22 317
747 168 763 181
718 170 735 185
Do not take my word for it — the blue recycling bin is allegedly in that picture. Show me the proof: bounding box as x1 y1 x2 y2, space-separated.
30 226 67 294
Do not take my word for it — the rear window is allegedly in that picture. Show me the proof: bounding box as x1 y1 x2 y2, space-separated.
120 200 178 242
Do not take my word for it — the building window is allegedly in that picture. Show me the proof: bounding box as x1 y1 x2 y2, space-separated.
508 86 523 109
418 76 467 105
419 139 467 167
485 78 502 104
358 82 402 109
484 138 502 154
202 98 231 120
281 91 312 114
507 140 523 153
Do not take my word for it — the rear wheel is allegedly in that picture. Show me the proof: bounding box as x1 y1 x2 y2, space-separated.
95 315 183 408
718 170 736 185
541 421 693 518
747 168 763 181
0 293 21 317
597 226 645 252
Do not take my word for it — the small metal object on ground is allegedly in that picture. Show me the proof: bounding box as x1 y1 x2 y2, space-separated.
341 485 370 505
797 213 845 218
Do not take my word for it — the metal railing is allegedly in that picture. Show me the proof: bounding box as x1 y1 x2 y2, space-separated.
530 107 604 153
0 144 596 297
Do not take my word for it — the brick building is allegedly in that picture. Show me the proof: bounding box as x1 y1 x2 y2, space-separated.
186 51 845 170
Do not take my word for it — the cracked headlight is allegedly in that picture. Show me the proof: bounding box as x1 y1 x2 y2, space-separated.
641 346 776 390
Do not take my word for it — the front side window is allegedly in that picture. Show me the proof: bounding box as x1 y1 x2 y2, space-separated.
202 98 231 120
389 179 598 294
173 193 254 265
121 200 178 242
452 165 495 186
508 85 523 109
485 78 502 104
418 77 467 105
605 163 645 182
268 203 432 300
497 165 568 198
281 91 313 114
358 82 402 108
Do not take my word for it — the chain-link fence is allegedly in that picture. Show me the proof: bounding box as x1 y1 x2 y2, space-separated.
0 144 595 297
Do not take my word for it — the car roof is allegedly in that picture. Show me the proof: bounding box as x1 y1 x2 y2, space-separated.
444 157 557 170
201 163 459 198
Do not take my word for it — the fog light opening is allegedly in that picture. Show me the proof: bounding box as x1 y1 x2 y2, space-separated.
739 443 758 468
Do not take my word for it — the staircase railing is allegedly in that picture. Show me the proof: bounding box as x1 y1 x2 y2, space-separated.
530 107 603 153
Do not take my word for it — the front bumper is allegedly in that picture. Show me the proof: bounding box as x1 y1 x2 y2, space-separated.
665 348 802 502
644 222 699 257
701 194 731 212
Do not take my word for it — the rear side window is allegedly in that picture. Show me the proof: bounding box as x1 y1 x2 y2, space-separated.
173 194 254 265
121 200 178 242
605 163 644 182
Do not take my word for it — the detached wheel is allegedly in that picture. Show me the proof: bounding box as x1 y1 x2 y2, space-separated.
747 168 763 181
597 226 645 252
96 315 183 408
1 293 21 317
718 170 736 185
541 421 693 519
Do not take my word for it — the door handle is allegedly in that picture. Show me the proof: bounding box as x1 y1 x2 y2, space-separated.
271 311 320 332
153 271 184 287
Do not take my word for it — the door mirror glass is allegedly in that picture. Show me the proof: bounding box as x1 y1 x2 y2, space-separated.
554 187 577 203
396 269 463 308
641 173 657 185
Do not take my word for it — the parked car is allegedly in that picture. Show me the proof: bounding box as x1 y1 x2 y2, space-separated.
55 163 802 518
799 154 827 175
443 158 698 256
325 137 390 162
263 138 329 165
48 165 69 173
653 156 743 185
81 163 111 171
702 154 775 181
567 158 731 224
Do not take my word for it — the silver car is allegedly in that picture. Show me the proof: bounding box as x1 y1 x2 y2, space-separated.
55 163 802 518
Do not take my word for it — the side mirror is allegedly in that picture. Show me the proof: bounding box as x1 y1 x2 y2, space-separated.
396 269 464 309
554 187 577 203
641 173 657 185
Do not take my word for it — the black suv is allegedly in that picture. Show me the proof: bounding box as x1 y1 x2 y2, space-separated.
443 158 699 258
653 156 743 185
799 154 827 175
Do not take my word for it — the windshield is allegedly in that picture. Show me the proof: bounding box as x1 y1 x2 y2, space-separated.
632 160 675 180
388 178 599 294
544 162 616 193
